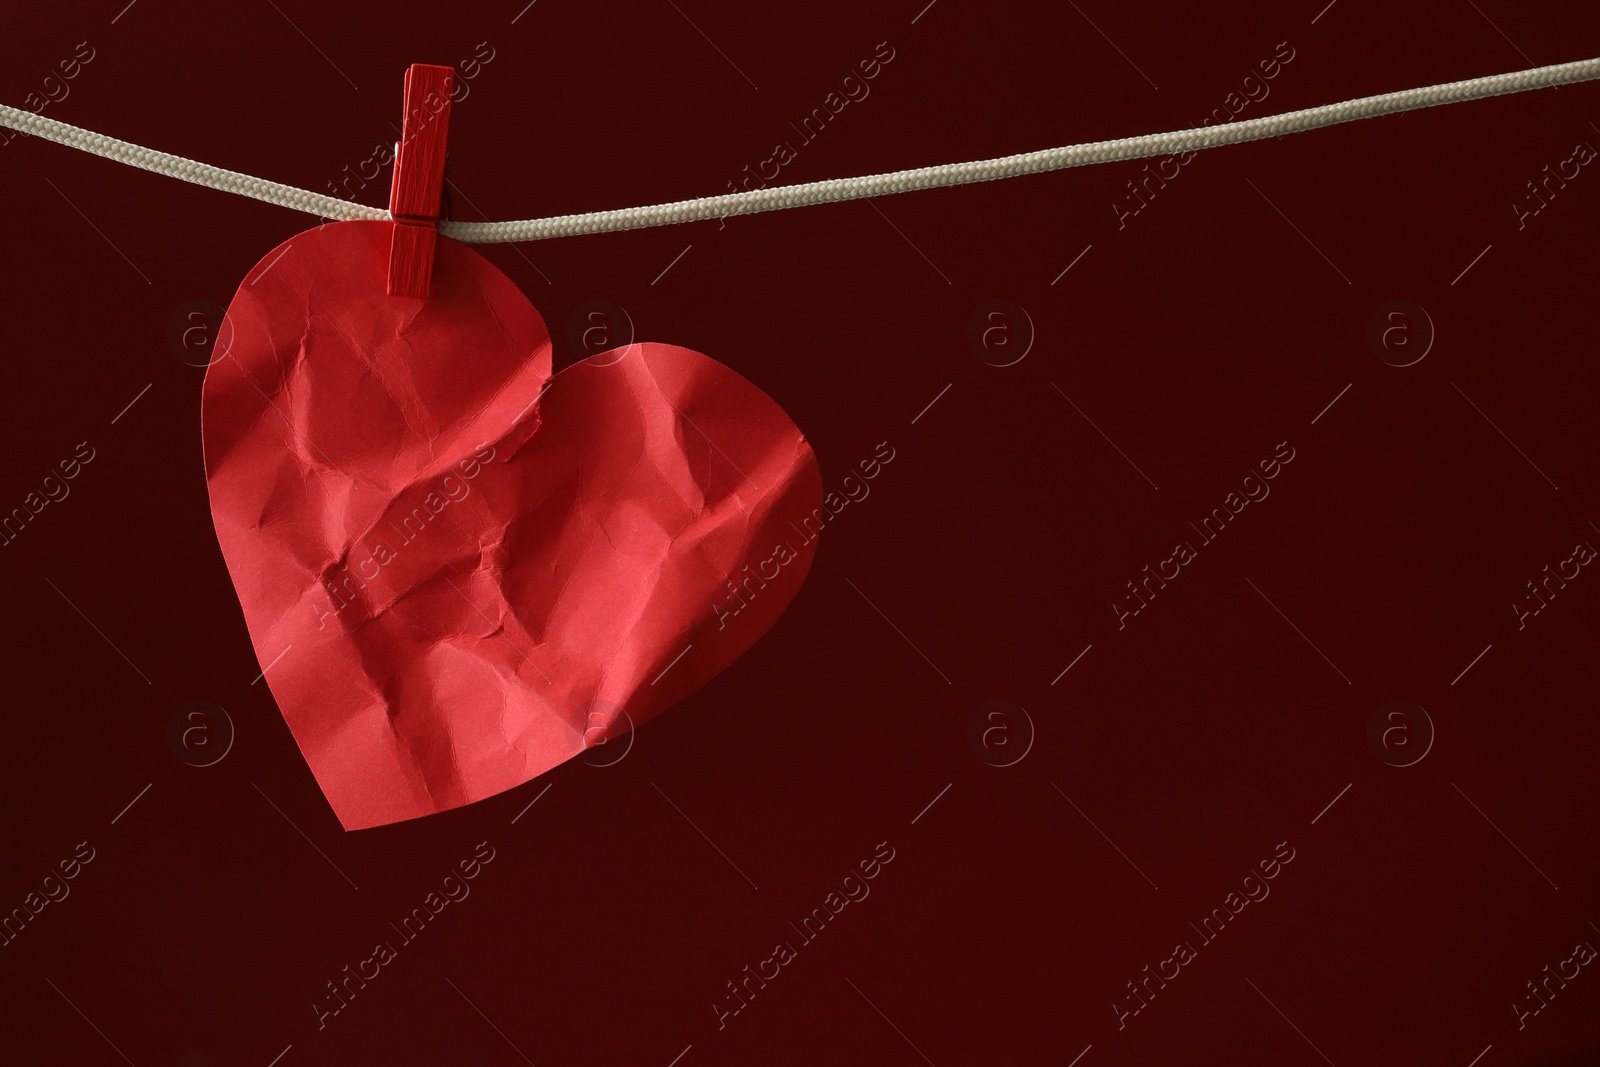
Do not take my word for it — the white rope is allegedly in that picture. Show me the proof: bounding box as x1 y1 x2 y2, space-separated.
4 55 1597 243
0 102 388 224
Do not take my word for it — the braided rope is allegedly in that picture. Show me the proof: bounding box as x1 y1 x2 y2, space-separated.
3 55 1597 243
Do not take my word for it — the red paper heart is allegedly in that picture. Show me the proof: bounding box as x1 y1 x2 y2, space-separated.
203 222 821 829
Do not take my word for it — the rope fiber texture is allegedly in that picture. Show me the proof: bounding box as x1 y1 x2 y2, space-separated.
2 55 1596 243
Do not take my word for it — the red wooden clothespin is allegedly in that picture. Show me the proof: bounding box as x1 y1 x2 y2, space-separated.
387 63 455 298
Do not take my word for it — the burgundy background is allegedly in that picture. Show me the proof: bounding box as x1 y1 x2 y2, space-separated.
2 1 1598 1064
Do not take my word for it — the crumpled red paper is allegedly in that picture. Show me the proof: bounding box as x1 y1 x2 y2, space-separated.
202 221 821 830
